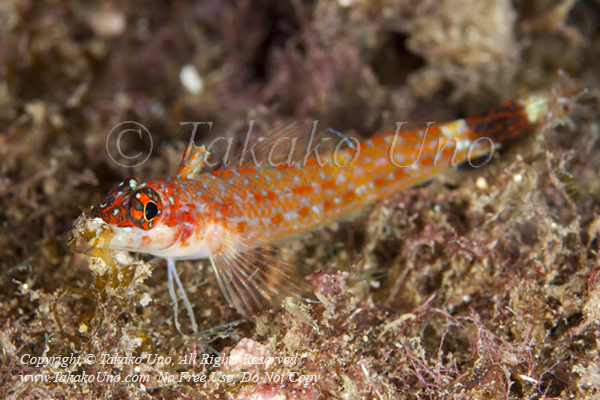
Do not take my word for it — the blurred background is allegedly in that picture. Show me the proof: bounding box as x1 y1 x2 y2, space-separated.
1 0 598 269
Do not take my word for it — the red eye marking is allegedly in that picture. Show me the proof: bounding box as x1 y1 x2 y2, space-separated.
129 188 162 230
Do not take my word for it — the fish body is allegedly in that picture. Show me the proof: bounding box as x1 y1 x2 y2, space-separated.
87 83 583 332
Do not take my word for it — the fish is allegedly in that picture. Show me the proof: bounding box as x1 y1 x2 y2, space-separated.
81 81 585 334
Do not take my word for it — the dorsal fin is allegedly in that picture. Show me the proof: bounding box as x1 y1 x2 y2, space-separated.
177 143 211 180
224 120 358 170
371 98 456 142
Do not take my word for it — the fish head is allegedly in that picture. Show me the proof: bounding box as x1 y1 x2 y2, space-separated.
85 176 217 259
88 176 177 255
93 176 161 227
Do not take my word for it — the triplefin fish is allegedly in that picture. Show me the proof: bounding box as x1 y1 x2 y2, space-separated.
83 82 585 333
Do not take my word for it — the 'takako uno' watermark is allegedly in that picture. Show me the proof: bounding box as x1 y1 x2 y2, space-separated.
106 121 154 168
106 120 496 170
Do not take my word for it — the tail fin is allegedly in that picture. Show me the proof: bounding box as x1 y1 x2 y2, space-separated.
516 80 587 126
465 80 587 145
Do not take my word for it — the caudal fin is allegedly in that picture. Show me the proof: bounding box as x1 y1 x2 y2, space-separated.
465 80 587 149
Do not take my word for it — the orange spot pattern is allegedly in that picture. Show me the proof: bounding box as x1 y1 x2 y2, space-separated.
95 96 537 250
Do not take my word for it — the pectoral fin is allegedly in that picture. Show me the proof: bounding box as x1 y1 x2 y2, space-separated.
209 238 309 317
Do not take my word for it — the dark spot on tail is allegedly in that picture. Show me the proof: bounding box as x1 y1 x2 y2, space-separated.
466 100 531 143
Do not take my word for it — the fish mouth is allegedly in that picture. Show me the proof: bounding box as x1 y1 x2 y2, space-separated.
68 213 115 255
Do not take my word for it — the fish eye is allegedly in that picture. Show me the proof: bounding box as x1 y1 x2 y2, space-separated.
145 201 158 221
129 188 162 230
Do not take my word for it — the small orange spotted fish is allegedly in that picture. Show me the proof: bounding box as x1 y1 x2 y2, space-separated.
88 82 583 333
